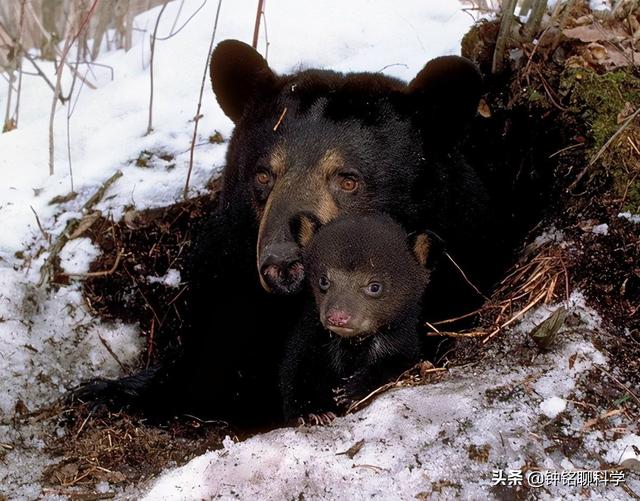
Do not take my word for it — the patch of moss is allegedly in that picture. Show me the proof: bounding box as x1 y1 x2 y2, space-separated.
560 67 640 211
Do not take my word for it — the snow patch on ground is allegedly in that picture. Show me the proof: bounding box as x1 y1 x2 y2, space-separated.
59 237 102 275
147 268 181 288
142 292 637 500
618 212 640 224
592 223 609 235
605 434 640 464
540 396 567 418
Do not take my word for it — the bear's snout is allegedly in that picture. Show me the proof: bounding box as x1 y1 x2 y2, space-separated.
259 242 305 294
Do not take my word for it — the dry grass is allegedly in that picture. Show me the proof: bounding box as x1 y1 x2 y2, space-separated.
426 244 569 346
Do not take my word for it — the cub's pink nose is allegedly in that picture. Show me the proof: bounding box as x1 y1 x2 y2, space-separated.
326 309 351 327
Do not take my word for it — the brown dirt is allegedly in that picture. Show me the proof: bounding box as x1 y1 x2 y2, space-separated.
43 403 230 498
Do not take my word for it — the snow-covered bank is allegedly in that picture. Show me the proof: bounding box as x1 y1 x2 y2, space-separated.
141 293 638 500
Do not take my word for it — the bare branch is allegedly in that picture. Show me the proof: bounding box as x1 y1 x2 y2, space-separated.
157 0 207 41
184 0 223 199
252 0 265 49
48 0 99 176
146 0 170 136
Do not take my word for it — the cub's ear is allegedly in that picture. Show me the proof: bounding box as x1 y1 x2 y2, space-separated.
411 233 431 268
407 55 482 140
409 230 446 268
209 39 277 123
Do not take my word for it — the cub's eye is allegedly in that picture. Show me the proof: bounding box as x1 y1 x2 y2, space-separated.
364 282 383 297
255 169 273 186
338 175 358 192
318 275 331 292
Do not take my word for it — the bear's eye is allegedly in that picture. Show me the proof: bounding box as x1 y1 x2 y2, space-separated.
338 174 358 192
318 275 331 292
255 169 273 186
364 282 383 297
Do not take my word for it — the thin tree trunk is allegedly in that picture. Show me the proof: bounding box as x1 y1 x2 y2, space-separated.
146 0 170 135
184 0 223 199
252 0 264 49
492 0 518 74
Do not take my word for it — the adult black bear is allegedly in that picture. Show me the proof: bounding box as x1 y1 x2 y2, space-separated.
280 214 432 425
76 40 495 426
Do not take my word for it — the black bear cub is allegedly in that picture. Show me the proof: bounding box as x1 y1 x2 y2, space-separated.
280 214 432 425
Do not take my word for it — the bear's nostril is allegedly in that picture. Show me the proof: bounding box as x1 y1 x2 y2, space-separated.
261 264 281 282
286 260 304 280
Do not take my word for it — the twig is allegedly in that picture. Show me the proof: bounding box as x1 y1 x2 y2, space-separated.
67 250 124 278
48 0 99 175
252 0 265 49
570 107 640 191
548 142 584 158
169 0 186 34
184 0 223 200
346 367 446 414
481 288 547 344
272 107 287 131
260 7 269 61
74 406 94 438
146 0 170 135
11 0 27 129
23 52 61 99
157 0 207 41
38 171 122 287
594 365 640 408
425 321 440 333
65 42 83 194
444 251 488 300
30 206 50 242
98 334 129 374
426 330 487 338
431 307 484 326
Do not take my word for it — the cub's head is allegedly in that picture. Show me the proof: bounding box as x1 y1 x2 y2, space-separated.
210 40 481 295
305 214 431 339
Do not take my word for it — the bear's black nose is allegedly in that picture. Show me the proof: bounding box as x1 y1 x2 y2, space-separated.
259 242 305 294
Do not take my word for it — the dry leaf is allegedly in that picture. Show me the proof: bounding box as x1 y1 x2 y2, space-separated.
563 25 604 43
478 98 492 118
68 211 101 239
621 457 640 472
530 307 568 350
587 42 608 61
337 439 365 459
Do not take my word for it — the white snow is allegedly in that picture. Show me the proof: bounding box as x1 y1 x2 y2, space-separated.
589 0 612 11
618 211 640 224
147 268 182 288
59 237 102 275
540 396 567 418
591 223 609 235
142 293 637 500
605 434 640 465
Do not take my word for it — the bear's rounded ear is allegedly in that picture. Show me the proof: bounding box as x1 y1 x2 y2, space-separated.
407 56 482 139
209 39 277 123
411 233 431 268
409 230 446 269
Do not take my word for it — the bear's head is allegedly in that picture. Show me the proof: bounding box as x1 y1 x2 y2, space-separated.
210 40 481 295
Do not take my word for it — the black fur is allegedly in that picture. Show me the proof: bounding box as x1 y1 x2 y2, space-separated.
75 40 495 425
